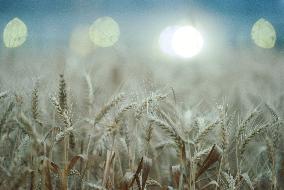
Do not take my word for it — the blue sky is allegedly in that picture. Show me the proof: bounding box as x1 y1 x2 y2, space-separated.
0 0 283 49
1 0 283 19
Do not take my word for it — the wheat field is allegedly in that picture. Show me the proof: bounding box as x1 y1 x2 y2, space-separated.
0 45 283 190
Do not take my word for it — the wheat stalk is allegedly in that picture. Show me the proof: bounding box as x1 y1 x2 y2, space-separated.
239 124 268 158
94 93 124 126
31 80 43 127
194 120 219 145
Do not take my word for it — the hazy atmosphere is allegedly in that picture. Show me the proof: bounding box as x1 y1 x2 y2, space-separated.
0 1 283 190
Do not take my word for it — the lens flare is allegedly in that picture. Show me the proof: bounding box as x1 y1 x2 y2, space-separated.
251 18 276 49
159 26 179 56
70 26 94 56
3 17 28 48
89 17 120 47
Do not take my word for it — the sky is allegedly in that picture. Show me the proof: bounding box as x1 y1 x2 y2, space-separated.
0 0 284 49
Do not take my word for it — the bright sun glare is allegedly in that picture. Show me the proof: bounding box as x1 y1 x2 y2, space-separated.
159 25 204 58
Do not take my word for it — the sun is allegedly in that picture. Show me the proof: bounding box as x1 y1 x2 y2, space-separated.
172 26 204 58
159 25 204 58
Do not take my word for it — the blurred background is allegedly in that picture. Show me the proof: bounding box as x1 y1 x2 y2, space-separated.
1 1 284 49
0 0 283 114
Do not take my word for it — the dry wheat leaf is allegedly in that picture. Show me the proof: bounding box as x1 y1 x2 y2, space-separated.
251 18 276 49
3 17 28 48
89 16 120 47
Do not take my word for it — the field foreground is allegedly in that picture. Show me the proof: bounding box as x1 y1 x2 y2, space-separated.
0 50 284 190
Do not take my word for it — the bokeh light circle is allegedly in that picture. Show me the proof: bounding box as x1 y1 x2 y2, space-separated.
70 26 94 57
89 17 120 47
251 18 276 49
3 17 28 48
